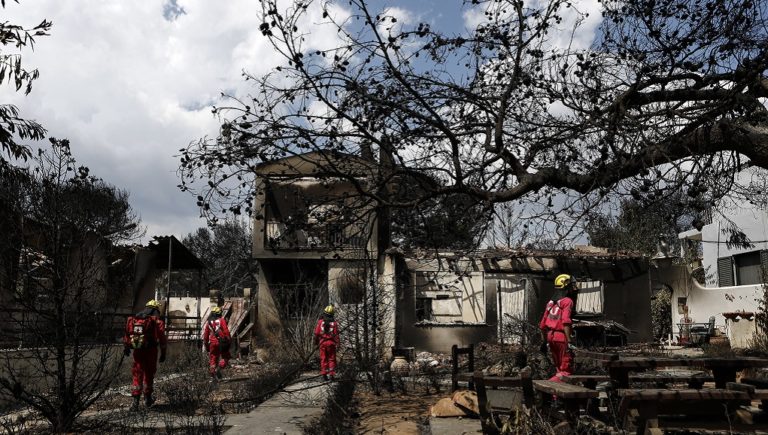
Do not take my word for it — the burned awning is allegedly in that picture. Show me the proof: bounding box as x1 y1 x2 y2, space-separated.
147 235 205 270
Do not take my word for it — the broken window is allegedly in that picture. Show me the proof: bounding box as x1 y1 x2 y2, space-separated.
15 248 53 304
413 271 485 324
575 280 603 314
337 271 365 305
264 180 373 250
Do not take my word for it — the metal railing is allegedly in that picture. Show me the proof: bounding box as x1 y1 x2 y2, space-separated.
264 221 368 250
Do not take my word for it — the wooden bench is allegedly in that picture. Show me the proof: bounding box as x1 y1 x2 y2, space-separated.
740 377 768 389
617 388 751 435
532 380 598 425
560 374 609 390
727 381 768 410
474 371 533 435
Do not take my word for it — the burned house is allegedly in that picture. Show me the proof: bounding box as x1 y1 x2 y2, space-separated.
0 231 206 348
250 152 654 353
392 249 652 352
251 151 380 344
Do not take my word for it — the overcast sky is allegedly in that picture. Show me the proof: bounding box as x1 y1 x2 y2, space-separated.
2 0 600 244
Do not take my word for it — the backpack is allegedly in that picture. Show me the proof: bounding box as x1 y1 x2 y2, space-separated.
129 315 156 349
208 320 230 351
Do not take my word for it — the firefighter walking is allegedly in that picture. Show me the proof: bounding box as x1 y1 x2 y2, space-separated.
124 299 167 411
203 306 231 379
314 305 339 381
539 274 579 382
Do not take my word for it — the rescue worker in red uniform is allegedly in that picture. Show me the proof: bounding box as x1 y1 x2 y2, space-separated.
539 274 579 382
124 299 167 410
314 305 339 381
203 306 231 379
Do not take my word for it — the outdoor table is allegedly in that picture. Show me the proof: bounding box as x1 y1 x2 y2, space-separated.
603 357 768 388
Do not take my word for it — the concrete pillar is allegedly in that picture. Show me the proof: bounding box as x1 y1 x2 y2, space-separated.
252 178 266 257
378 253 397 357
255 267 282 346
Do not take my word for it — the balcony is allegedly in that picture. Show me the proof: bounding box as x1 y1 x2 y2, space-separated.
264 221 368 251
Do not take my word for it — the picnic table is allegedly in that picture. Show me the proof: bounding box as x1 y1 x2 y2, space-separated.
562 371 714 389
603 356 768 388
617 388 752 434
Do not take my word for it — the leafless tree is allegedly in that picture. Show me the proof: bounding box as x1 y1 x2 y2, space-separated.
0 139 142 432
179 0 768 243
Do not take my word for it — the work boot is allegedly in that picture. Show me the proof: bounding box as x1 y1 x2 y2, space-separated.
322 374 328 381
129 395 140 412
216 368 223 380
144 394 155 408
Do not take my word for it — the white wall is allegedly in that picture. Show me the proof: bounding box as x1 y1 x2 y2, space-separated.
727 317 758 348
657 260 760 342
670 276 761 342
699 168 768 286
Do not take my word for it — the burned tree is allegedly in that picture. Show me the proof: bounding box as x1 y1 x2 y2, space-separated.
182 219 258 297
0 139 142 432
179 0 768 242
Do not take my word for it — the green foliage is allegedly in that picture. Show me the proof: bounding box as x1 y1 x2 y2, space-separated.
651 287 672 340
0 3 51 169
585 194 701 255
751 279 768 352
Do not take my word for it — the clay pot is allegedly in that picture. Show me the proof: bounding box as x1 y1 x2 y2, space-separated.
390 356 410 376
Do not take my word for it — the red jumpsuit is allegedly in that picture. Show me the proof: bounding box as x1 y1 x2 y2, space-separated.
203 317 231 376
539 296 574 382
124 314 167 398
314 317 339 377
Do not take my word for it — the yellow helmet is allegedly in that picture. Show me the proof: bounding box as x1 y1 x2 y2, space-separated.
324 305 335 315
146 299 161 309
554 274 574 289
211 306 223 315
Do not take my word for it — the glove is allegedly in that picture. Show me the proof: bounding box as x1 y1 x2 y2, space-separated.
539 342 548 354
123 348 131 357
159 352 166 363
567 343 577 352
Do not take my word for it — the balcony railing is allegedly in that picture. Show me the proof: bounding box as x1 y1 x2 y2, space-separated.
265 221 368 250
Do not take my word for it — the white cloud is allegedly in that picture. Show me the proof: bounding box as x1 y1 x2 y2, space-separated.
0 0 348 243
463 0 603 50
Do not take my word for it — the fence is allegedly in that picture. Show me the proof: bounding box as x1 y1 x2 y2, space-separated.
0 308 202 349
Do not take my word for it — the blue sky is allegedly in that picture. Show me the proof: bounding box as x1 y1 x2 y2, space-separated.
1 0 600 243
